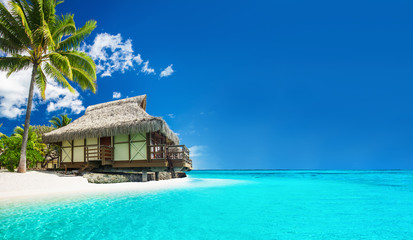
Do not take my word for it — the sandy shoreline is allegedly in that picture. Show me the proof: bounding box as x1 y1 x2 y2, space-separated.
0 170 191 202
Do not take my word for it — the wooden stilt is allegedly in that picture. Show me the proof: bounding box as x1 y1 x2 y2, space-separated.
142 170 148 182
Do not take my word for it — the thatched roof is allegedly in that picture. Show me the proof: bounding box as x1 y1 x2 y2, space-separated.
42 95 179 144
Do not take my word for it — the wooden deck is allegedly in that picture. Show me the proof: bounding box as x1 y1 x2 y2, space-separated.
149 144 192 170
59 144 193 171
85 145 114 166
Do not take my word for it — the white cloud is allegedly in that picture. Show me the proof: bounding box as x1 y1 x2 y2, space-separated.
167 113 175 118
0 68 32 118
0 65 85 119
84 33 143 77
160 64 174 78
188 145 209 169
189 145 206 158
79 32 173 78
141 61 155 74
45 81 85 114
113 92 121 99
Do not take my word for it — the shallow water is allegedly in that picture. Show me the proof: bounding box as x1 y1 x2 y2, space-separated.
1 170 413 239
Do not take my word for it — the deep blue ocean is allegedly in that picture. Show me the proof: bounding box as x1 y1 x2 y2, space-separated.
1 170 413 239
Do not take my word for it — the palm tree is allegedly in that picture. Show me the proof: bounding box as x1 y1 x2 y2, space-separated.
0 0 97 173
13 125 43 145
49 114 72 128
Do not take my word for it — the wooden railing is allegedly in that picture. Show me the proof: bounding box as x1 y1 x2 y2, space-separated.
85 145 114 165
149 144 167 160
149 144 192 168
168 145 190 160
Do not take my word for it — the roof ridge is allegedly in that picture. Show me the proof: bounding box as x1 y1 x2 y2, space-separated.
85 94 147 113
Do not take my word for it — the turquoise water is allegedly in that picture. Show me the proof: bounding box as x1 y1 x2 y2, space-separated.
1 170 413 239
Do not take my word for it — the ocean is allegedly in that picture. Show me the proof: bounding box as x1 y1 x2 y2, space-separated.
1 170 413 239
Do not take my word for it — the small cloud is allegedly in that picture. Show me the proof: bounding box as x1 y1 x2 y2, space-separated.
189 145 207 158
141 61 155 74
160 64 174 78
134 54 143 65
113 92 121 99
167 113 175 119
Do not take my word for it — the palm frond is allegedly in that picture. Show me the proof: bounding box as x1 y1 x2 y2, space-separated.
10 2 33 42
0 56 30 72
57 20 96 51
42 0 57 24
12 125 24 136
48 52 72 79
0 3 30 47
49 114 71 128
51 14 75 44
27 0 44 29
33 21 55 49
61 114 72 125
71 66 96 93
6 55 31 77
43 61 75 93
35 65 47 99
49 116 62 128
60 50 96 79
0 37 25 55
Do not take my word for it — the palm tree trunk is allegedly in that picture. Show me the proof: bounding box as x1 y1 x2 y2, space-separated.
17 63 38 173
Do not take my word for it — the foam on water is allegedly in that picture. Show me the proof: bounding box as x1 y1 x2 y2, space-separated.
1 170 413 239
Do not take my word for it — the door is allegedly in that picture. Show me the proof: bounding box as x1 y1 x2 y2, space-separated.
100 136 111 146
100 136 112 161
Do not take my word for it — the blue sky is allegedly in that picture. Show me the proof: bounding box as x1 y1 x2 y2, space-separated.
0 0 412 169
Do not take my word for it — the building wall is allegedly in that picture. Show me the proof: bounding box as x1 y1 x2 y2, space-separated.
73 139 84 163
113 133 147 161
114 134 129 161
62 140 72 163
130 133 147 161
58 133 148 165
35 159 59 169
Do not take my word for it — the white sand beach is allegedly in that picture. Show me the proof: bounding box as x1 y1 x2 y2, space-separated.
0 171 239 203
0 170 191 201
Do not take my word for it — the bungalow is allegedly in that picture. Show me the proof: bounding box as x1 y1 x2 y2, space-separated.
42 95 192 176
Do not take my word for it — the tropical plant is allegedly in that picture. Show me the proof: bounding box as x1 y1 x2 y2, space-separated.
0 125 46 171
0 0 97 173
32 124 59 168
32 124 55 136
49 114 72 128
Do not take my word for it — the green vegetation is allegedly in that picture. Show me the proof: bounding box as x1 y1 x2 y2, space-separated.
0 118 67 172
0 126 46 172
0 0 97 172
50 114 72 128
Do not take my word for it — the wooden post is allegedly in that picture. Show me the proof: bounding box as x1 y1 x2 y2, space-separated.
155 172 159 181
84 139 86 162
71 140 74 163
128 134 131 162
146 133 151 163
59 142 62 168
142 170 148 182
